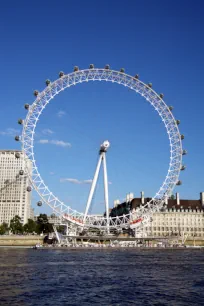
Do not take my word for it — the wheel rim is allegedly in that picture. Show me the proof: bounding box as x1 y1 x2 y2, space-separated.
21 68 183 229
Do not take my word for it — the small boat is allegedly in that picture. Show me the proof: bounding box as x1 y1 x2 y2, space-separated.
33 244 42 250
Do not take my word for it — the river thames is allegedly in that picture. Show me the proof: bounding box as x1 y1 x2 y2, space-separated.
0 248 204 305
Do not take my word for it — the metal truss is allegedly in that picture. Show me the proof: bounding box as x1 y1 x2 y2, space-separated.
20 68 183 231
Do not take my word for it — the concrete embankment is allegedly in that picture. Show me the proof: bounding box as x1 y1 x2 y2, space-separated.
0 235 204 247
0 235 44 246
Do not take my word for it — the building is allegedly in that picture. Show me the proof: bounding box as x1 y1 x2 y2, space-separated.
0 150 32 225
28 206 35 221
34 214 61 224
111 192 204 238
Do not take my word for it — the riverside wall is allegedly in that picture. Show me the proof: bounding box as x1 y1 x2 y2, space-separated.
0 235 204 247
0 235 44 246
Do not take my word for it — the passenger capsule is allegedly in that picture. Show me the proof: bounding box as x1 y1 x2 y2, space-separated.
18 119 23 125
105 64 110 70
51 213 55 218
45 79 51 86
24 104 29 110
182 150 187 155
148 83 152 88
19 170 24 175
176 120 180 125
159 93 164 99
34 90 39 97
176 180 182 186
15 152 20 159
37 201 42 207
89 64 94 69
181 165 186 171
169 106 173 111
74 66 79 72
120 68 125 73
59 71 64 78
15 136 20 141
134 74 139 79
181 134 185 140
27 186 32 192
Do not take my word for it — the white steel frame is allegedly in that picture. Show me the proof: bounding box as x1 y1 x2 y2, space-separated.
83 141 110 233
20 67 183 231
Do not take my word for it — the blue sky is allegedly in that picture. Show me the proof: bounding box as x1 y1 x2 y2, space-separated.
0 0 203 215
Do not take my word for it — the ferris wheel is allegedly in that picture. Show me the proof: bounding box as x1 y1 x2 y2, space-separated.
15 65 186 233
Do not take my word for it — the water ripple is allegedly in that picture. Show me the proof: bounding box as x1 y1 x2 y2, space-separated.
0 248 203 305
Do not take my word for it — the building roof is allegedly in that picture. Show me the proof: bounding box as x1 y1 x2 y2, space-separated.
0 150 21 153
130 198 204 210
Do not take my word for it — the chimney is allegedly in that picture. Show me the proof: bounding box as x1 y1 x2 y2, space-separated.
176 192 180 205
126 193 130 202
114 199 120 208
129 193 134 201
165 196 168 205
200 192 204 207
141 191 144 204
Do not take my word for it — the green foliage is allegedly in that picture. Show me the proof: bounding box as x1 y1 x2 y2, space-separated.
23 219 37 234
57 225 65 234
36 214 53 234
10 215 23 234
0 222 9 235
2 214 53 236
170 194 175 200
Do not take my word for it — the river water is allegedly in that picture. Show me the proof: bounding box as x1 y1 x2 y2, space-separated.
0 248 204 306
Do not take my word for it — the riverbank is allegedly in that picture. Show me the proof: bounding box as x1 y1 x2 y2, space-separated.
0 235 44 246
0 246 203 251
0 235 204 247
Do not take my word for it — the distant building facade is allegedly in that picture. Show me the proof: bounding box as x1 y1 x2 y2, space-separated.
34 214 61 224
111 192 204 238
28 206 35 221
0 150 32 225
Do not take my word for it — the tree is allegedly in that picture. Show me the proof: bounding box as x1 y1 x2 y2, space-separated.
23 219 37 234
170 194 175 200
0 222 9 235
36 214 53 234
57 225 65 234
10 215 23 234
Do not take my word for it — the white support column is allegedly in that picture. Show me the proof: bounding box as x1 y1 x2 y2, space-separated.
102 152 109 234
53 225 61 244
83 154 103 222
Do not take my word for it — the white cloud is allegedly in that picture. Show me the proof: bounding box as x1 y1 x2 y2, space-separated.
51 140 71 147
60 178 112 185
0 128 20 137
60 178 82 184
38 139 71 147
83 179 93 184
57 110 66 118
42 129 54 135
39 139 49 144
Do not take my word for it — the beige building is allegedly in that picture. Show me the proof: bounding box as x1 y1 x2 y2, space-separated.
144 199 204 238
111 192 204 238
0 150 32 225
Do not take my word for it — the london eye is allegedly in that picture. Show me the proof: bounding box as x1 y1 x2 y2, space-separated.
15 65 186 234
